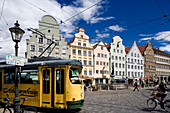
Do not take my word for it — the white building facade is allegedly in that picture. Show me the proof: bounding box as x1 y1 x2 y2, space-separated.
125 41 144 84
107 36 126 83
93 40 110 85
26 15 70 59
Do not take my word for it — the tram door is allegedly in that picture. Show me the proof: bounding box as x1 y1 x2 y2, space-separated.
41 68 65 108
42 68 52 107
54 68 65 108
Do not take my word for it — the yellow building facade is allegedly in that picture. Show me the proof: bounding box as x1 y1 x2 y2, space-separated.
68 28 94 86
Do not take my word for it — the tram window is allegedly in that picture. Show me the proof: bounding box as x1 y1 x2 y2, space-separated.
4 71 15 84
0 72 2 91
56 69 64 94
20 70 38 84
43 69 50 94
69 68 81 84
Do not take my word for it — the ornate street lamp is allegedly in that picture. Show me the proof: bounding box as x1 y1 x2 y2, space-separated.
9 20 25 113
9 20 25 56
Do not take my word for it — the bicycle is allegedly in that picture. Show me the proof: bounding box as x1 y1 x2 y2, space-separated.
3 94 37 113
147 94 170 112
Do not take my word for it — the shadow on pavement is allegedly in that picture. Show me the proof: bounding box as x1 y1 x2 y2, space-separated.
40 108 81 113
140 107 165 113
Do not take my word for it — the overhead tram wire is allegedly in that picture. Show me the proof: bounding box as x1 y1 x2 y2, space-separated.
38 0 104 32
24 0 63 22
0 0 5 21
136 20 170 36
126 14 170 29
154 0 170 20
63 0 104 24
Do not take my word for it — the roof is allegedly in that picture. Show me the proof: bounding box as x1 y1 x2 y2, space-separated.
67 37 75 45
93 43 98 49
153 48 170 56
138 44 148 55
125 46 132 54
106 43 111 52
0 57 82 69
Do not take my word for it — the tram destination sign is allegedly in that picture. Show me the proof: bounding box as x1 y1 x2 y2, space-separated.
6 55 28 66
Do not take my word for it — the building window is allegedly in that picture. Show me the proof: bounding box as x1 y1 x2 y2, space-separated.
128 65 130 69
105 54 107 58
81 35 83 38
131 59 133 63
101 54 103 57
119 57 121 61
39 37 43 43
128 58 130 62
89 61 92 65
39 47 43 52
89 71 92 75
84 60 87 65
84 70 87 75
122 57 124 61
47 39 51 44
96 61 99 65
100 61 102 65
83 43 86 47
78 50 81 55
101 46 103 50
117 49 119 53
115 56 118 60
135 53 136 57
131 52 133 57
121 50 123 53
72 49 76 54
113 49 115 52
78 42 81 46
116 63 118 68
112 55 114 60
88 51 91 56
96 70 99 74
31 45 35 51
98 53 100 57
119 63 121 68
116 71 118 75
83 51 86 55
123 64 124 68
131 65 133 69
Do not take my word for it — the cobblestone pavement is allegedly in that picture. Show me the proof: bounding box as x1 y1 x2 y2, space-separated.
80 87 170 113
0 86 169 113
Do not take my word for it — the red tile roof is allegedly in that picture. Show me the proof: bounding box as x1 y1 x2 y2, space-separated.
67 37 75 45
153 48 170 56
138 44 148 55
125 46 132 54
106 43 111 52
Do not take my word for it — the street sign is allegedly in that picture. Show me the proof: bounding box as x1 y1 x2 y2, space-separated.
6 55 28 66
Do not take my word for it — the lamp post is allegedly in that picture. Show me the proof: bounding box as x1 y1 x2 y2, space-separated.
9 20 25 113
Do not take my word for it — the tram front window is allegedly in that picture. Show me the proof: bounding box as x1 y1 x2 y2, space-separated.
69 68 81 84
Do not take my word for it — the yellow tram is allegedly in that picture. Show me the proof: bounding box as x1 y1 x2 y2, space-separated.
0 57 84 110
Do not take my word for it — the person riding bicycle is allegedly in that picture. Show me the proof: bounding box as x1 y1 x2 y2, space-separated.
150 80 168 105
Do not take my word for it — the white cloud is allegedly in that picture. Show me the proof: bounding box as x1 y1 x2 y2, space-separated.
159 44 170 52
97 33 110 38
108 25 126 32
0 0 108 59
89 16 115 24
154 31 170 41
139 34 153 37
138 37 152 43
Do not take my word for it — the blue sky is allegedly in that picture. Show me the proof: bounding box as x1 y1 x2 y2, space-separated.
0 0 170 59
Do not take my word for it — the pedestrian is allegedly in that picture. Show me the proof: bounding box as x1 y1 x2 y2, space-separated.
133 80 139 92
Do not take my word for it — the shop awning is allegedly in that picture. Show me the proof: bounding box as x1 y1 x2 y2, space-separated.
115 78 127 81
